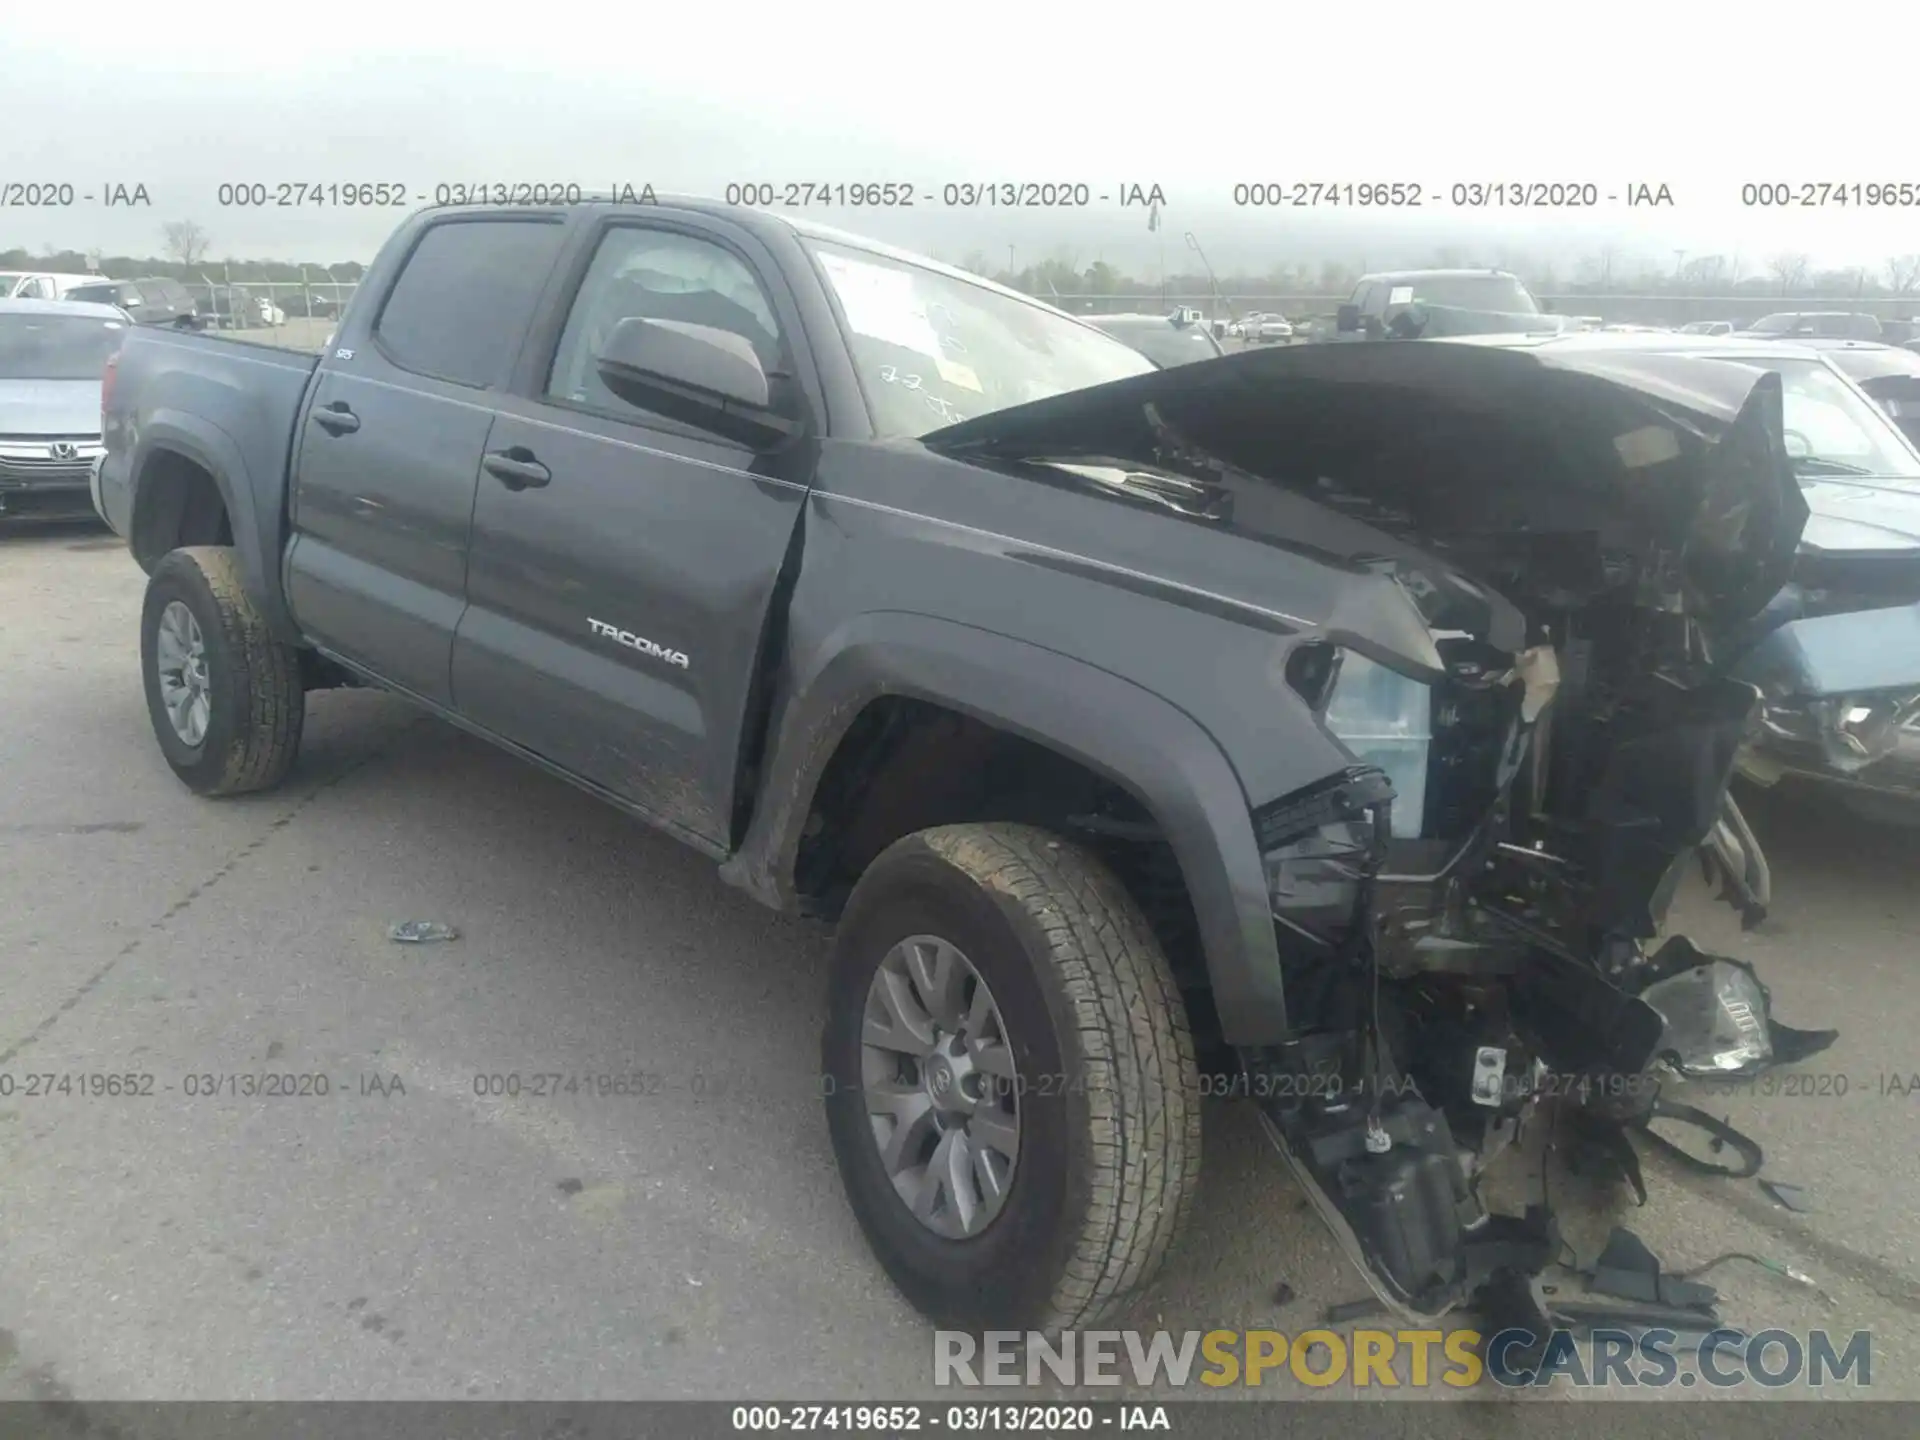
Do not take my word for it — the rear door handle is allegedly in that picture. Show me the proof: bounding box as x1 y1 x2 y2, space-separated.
483 449 552 491
312 401 360 435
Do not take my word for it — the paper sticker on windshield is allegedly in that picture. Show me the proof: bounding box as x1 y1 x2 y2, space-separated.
936 358 982 392
1613 425 1681 469
1387 286 1414 305
818 251 944 359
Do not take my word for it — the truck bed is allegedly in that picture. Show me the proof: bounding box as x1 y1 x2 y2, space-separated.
97 326 323 639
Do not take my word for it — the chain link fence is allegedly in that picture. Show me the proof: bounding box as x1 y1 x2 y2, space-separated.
180 279 360 349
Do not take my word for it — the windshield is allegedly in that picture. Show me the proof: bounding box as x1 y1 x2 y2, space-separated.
1711 354 1920 482
1821 347 1920 383
1099 322 1222 368
65 285 118 305
0 313 127 379
807 241 1154 438
0 273 27 297
1390 276 1538 314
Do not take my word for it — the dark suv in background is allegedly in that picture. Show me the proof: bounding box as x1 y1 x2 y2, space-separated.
64 277 199 329
1737 311 1883 340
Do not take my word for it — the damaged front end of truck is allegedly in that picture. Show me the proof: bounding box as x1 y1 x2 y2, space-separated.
927 339 1846 1327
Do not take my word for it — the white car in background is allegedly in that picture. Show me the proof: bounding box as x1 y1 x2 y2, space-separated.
0 297 126 522
1244 313 1294 344
0 272 110 301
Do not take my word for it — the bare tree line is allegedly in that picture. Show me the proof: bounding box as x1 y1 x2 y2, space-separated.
10 221 1920 309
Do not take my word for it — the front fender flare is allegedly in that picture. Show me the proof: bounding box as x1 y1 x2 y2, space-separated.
722 611 1290 1043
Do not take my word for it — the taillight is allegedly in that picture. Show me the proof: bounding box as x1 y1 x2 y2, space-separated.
101 350 119 434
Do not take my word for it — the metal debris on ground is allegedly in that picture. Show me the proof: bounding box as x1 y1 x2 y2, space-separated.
388 920 459 944
1759 1179 1816 1213
1678 1252 1832 1306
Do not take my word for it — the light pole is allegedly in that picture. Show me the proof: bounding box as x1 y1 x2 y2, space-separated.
1185 231 1225 320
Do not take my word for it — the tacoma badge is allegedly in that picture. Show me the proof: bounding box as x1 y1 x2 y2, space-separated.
587 617 690 670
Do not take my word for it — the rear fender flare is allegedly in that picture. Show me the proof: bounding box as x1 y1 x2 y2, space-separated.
131 412 295 641
722 611 1290 1043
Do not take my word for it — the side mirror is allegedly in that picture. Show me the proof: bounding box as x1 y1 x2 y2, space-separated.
1335 304 1362 333
1540 298 1556 313
594 317 799 450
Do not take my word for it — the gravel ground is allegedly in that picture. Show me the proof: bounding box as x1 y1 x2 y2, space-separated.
1 521 1917 1415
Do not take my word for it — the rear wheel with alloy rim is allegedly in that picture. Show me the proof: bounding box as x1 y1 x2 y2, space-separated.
140 546 305 797
823 821 1202 1332
154 600 212 747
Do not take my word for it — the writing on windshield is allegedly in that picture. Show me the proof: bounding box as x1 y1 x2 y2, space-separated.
1393 277 1539 314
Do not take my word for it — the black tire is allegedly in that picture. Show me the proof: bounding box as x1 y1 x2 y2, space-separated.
823 822 1201 1332
140 545 305 796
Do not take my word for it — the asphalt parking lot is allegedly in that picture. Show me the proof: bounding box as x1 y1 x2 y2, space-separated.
3 520 1919 1410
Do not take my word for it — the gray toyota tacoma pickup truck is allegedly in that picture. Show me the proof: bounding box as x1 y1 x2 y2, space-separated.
94 197 1835 1336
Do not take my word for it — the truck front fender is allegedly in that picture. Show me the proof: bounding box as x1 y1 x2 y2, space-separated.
721 611 1290 1043
130 411 298 642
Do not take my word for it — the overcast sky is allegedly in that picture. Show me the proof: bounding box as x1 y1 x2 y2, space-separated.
6 1 1917 276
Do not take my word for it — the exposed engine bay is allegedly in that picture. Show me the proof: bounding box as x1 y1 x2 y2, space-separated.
930 339 1851 1327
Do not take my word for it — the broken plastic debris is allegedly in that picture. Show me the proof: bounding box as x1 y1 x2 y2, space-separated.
1641 959 1772 1075
388 921 459 944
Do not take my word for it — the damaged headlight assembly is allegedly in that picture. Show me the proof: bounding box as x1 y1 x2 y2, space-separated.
1260 646 1430 933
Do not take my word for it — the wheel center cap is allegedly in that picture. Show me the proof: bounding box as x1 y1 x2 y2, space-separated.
926 1057 955 1099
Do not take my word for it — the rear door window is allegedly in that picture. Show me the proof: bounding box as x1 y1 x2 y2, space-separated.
374 218 567 388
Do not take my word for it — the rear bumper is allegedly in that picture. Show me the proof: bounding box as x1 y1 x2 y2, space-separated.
91 450 132 538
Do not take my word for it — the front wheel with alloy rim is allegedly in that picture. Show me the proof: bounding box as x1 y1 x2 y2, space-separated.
140 546 306 797
823 822 1202 1332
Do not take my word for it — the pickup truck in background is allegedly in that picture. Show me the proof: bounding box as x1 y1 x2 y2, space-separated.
1329 267 1570 341
93 198 1835 1335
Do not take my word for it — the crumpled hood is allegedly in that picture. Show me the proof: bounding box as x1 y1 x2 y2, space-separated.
0 379 104 437
924 340 1809 645
1798 478 1920 554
